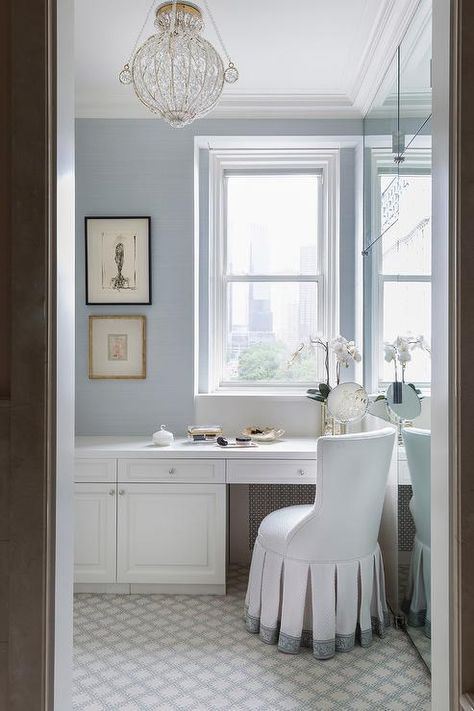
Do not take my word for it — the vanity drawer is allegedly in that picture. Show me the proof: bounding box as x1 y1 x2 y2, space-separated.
227 459 317 484
118 459 226 483
74 458 117 483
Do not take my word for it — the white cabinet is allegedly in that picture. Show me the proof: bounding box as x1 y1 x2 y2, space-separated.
74 483 116 584
117 483 226 585
73 443 318 592
73 458 226 591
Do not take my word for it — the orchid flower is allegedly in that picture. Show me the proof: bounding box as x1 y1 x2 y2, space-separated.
384 334 431 382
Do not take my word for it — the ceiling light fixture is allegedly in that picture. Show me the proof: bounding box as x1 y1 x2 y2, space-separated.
119 0 238 128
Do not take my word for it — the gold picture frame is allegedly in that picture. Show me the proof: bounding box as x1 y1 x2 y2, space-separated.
89 315 146 379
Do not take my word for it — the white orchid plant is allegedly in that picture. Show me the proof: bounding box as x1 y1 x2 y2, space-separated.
331 336 362 385
288 335 362 404
383 335 430 383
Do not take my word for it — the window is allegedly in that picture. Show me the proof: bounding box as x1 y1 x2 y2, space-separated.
372 155 431 389
205 149 339 391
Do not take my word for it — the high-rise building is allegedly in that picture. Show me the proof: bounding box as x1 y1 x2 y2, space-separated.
248 229 273 342
298 245 317 340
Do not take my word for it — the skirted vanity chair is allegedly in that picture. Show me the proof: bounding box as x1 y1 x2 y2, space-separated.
402 427 431 638
245 428 396 660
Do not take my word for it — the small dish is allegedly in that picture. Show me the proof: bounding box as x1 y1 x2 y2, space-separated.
241 426 285 443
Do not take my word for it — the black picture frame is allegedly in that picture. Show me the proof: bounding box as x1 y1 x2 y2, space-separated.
85 216 152 305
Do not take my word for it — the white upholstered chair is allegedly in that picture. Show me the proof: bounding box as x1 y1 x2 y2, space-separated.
245 428 396 659
402 427 431 638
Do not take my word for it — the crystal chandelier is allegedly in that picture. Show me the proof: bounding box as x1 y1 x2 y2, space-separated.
119 1 238 128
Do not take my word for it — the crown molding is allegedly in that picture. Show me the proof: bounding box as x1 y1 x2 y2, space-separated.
349 0 425 116
75 0 430 121
367 90 432 119
76 91 364 120
208 92 362 119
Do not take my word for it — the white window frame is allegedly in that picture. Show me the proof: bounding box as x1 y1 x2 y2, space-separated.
206 148 340 393
369 148 432 392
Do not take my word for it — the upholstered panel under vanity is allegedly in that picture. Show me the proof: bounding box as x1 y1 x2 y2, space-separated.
248 484 316 549
398 485 416 551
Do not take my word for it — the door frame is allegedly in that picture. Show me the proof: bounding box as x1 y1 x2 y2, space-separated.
3 0 470 708
3 0 75 708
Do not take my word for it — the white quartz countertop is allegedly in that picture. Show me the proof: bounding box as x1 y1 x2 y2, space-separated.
75 436 319 460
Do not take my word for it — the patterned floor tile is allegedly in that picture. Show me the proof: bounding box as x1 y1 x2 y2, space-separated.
74 566 431 710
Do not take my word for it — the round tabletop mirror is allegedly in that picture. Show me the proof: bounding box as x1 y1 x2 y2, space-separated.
327 382 369 424
386 382 421 420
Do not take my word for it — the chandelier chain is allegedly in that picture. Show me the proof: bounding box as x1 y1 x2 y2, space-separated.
170 0 178 35
202 0 233 64
125 0 158 66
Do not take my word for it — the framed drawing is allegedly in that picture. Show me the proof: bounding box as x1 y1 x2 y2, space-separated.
85 216 151 304
89 316 146 379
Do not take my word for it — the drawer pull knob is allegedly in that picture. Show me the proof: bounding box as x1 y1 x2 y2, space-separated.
109 489 115 496
168 468 175 475
298 469 305 476
119 489 126 496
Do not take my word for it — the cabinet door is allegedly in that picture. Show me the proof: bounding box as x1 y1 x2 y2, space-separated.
117 484 226 585
74 483 116 583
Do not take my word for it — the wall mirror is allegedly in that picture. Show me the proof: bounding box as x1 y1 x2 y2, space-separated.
363 0 432 670
386 383 422 421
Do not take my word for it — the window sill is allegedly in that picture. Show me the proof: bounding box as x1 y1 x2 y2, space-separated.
195 391 313 403
376 385 431 398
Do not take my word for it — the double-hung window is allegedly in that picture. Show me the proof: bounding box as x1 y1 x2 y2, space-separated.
371 151 431 390
206 149 339 391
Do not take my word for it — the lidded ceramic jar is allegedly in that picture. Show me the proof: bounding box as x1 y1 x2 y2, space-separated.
153 424 174 447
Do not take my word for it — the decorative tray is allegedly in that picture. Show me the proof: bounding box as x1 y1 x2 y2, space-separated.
241 426 285 443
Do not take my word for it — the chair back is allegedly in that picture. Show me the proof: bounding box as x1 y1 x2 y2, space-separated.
288 428 396 561
402 427 431 547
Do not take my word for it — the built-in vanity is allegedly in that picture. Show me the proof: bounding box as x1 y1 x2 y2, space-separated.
74 437 319 594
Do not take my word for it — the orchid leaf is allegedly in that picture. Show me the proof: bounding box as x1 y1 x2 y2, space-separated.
318 383 331 398
306 394 326 403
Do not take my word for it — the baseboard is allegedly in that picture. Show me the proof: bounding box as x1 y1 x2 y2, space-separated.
74 583 131 594
74 582 226 595
130 583 226 595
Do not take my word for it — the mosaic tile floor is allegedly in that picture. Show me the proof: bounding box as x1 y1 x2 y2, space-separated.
73 566 431 711
406 626 431 671
399 563 431 671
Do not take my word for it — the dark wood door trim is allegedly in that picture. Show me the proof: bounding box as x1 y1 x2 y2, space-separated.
455 0 474 698
7 0 56 708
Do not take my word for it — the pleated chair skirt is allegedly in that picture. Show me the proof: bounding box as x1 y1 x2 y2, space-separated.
402 536 431 639
244 539 390 660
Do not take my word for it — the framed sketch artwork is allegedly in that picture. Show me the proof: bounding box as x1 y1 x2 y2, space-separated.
85 217 151 304
89 316 146 379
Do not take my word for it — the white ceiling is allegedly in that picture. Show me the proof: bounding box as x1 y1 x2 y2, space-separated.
75 0 422 119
